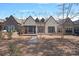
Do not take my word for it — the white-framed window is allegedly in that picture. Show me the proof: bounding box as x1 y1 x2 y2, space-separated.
48 26 55 33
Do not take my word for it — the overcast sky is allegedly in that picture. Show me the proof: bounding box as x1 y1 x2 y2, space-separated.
0 3 79 21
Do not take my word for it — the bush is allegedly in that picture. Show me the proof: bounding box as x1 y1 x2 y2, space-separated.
0 31 3 40
8 42 20 56
8 32 13 40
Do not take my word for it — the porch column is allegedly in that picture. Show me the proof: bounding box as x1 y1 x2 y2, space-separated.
22 26 25 34
55 26 58 33
72 27 74 34
36 26 38 35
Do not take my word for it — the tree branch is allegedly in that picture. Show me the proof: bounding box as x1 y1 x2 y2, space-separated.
66 4 73 17
70 12 79 19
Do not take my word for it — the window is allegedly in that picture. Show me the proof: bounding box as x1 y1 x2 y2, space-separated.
48 26 55 33
25 26 36 34
37 26 45 33
65 28 72 33
4 25 15 32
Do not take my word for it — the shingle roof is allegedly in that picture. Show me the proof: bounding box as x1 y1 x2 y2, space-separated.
57 17 73 25
35 18 39 22
46 16 58 24
41 18 45 22
0 19 5 22
4 15 59 24
73 20 79 24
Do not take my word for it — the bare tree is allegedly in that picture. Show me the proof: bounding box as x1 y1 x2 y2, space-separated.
57 3 79 39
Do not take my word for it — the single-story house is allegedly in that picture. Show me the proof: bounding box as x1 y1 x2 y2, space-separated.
0 20 4 31
58 17 74 35
73 20 79 35
1 15 78 35
3 15 21 32
20 16 58 35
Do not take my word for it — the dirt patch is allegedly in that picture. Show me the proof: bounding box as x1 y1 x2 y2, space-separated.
0 38 79 56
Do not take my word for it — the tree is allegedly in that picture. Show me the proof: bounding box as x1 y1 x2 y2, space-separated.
57 3 79 39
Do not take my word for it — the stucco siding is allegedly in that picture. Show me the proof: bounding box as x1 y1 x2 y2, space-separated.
45 16 58 34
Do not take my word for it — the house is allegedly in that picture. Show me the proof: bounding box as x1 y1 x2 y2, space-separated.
0 19 4 31
21 16 59 35
3 15 21 32
2 15 76 35
73 20 79 35
58 17 74 35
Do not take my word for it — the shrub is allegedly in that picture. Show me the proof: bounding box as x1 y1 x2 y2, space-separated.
8 42 20 56
8 32 13 40
0 31 3 40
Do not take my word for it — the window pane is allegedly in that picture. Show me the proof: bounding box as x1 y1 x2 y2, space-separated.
48 26 55 33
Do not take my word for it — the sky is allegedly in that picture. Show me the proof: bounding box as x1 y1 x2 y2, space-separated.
0 3 79 21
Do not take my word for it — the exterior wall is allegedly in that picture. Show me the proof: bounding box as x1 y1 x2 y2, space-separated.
45 16 58 34
36 22 45 34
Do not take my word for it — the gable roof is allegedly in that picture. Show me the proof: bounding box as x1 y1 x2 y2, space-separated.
46 16 58 24
40 18 45 22
35 18 39 22
58 17 74 25
0 19 5 22
24 16 35 24
4 15 19 25
73 20 79 24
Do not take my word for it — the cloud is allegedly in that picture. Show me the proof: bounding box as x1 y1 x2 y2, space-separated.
18 9 53 16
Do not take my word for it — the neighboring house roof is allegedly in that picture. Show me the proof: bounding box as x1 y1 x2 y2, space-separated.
35 18 45 23
73 20 79 25
57 19 65 24
40 18 45 22
4 15 19 25
16 19 25 24
57 17 74 25
35 18 39 22
0 19 5 22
